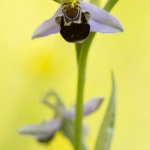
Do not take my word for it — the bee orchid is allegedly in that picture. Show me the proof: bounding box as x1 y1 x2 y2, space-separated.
32 0 123 42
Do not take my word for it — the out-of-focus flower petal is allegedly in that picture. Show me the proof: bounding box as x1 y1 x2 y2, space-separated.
18 117 62 142
64 110 74 119
83 97 103 116
81 2 124 33
32 7 61 39
64 97 103 119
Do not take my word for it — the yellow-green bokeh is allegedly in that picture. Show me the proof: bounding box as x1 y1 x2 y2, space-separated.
1 0 150 150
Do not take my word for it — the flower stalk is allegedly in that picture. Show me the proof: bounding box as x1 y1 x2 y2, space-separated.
75 33 95 150
74 0 121 150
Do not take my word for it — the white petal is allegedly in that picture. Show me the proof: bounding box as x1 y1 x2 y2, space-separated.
32 6 62 39
81 2 123 33
64 97 103 118
83 97 104 116
18 117 62 141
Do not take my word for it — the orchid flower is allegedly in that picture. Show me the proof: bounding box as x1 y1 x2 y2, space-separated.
19 91 103 143
32 0 123 43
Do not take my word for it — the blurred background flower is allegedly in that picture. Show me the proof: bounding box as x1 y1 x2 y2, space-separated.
0 0 150 150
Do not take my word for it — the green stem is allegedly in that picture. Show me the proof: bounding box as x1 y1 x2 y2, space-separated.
74 51 87 150
103 0 118 11
74 33 95 150
74 0 119 149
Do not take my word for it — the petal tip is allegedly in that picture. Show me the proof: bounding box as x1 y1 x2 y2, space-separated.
31 35 36 40
32 31 40 40
120 27 124 32
118 24 124 32
18 126 27 134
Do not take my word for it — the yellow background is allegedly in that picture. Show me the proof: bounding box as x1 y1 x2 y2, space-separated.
0 0 150 150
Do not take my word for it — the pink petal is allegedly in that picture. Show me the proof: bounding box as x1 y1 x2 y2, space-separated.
32 6 62 39
81 2 124 33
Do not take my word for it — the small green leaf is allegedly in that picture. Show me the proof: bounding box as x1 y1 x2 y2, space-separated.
94 73 116 150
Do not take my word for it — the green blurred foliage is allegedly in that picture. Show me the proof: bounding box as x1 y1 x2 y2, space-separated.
0 0 150 150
